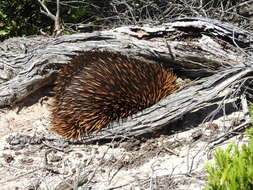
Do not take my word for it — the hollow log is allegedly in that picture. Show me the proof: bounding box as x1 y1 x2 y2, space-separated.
0 17 252 142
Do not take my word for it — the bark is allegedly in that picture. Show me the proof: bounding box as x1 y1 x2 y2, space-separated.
0 17 252 141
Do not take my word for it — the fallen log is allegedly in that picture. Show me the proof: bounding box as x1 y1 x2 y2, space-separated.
0 17 252 142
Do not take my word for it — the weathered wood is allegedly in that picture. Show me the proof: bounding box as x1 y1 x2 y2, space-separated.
0 17 252 141
1 17 252 107
80 65 253 142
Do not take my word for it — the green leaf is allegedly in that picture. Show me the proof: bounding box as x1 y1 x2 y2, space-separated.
0 30 10 35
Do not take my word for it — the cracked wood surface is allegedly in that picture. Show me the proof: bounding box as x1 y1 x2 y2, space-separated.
0 17 252 141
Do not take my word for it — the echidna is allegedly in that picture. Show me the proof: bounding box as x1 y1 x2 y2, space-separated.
51 51 178 139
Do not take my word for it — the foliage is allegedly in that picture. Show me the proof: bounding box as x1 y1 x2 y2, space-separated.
204 107 253 190
60 0 112 33
0 0 51 41
0 0 113 40
0 0 251 40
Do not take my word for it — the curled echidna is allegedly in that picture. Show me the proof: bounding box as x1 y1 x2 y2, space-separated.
51 51 178 139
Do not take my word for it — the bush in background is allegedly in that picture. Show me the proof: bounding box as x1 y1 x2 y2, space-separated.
0 0 50 41
1 0 251 41
204 105 253 190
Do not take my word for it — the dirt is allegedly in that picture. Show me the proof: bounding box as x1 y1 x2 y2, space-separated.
0 88 246 190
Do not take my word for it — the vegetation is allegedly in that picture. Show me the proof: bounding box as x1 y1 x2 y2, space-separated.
0 0 252 189
0 0 251 41
0 0 47 41
204 104 253 190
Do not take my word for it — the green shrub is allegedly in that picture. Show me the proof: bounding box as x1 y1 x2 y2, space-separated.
0 0 51 41
204 107 253 190
0 0 112 40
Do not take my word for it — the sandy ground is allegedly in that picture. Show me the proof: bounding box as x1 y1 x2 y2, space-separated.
0 89 246 190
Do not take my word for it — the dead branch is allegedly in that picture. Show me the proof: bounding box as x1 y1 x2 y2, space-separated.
38 0 63 36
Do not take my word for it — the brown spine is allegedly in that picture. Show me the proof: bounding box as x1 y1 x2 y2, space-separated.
50 51 178 139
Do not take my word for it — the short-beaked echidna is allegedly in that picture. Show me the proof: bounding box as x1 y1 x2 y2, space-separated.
51 51 178 139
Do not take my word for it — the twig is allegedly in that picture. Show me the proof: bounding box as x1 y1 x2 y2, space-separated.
107 152 126 185
42 141 71 153
226 0 253 12
241 94 250 123
37 0 63 36
208 120 251 150
0 168 41 185
84 147 110 186
102 182 132 190
38 0 55 20
207 91 252 150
